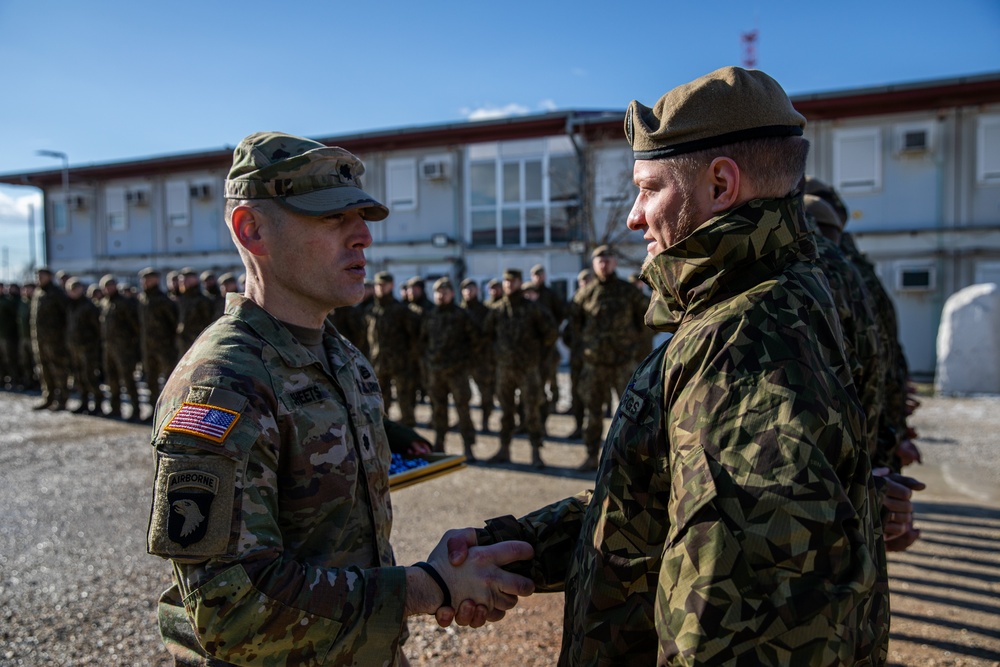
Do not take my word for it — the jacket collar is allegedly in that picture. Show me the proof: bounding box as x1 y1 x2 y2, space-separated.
640 196 814 333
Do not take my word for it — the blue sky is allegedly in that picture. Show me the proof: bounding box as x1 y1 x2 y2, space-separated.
1 0 998 279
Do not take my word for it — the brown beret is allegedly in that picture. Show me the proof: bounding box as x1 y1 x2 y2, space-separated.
625 66 806 160
803 194 844 232
803 176 849 227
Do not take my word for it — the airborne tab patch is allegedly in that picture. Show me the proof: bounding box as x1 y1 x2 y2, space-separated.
164 402 240 443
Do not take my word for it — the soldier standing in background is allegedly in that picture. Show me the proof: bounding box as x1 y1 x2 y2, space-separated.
628 272 655 362
165 270 181 300
562 268 594 439
367 271 419 426
218 272 239 298
482 268 557 468
406 276 434 410
201 270 226 319
528 265 566 419
65 278 103 414
484 278 502 305
16 283 37 390
99 275 142 421
420 277 478 458
137 267 179 413
175 268 215 356
0 283 18 388
460 278 496 432
572 245 648 470
30 267 70 411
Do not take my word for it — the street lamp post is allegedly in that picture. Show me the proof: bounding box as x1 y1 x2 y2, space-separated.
36 150 68 267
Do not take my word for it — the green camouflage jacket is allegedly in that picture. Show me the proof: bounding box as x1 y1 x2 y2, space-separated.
570 272 648 367
30 282 68 349
483 291 558 367
419 301 477 371
147 294 406 666
139 285 179 359
478 198 885 666
366 294 418 376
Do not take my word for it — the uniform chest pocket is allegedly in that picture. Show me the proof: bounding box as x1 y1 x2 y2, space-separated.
666 444 718 548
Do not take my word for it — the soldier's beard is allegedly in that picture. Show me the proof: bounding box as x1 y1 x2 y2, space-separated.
641 192 706 275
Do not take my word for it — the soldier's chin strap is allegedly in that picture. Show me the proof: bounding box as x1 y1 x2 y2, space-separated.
412 561 452 608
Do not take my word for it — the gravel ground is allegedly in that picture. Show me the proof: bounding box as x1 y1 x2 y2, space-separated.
1 383 998 666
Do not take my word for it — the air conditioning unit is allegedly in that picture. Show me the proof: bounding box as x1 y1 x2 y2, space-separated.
126 190 149 206
189 184 211 199
420 160 450 181
895 124 933 155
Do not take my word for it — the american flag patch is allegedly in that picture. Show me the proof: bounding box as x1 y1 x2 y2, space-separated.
164 402 240 443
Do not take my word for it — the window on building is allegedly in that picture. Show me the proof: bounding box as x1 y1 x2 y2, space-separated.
106 186 127 232
833 127 881 193
896 263 936 292
386 158 417 211
978 114 1000 185
467 142 579 248
166 180 190 227
52 200 68 234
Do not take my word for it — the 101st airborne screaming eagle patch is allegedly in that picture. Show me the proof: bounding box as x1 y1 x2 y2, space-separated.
166 470 219 547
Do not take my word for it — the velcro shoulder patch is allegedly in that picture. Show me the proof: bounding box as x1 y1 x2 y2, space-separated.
164 403 240 443
147 453 239 561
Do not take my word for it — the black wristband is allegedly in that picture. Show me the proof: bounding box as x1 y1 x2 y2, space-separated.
413 561 452 609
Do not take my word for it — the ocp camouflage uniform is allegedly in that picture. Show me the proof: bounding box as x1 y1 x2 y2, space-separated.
476 198 885 666
483 290 557 465
420 298 478 455
366 292 419 426
66 291 103 411
147 295 407 666
139 283 179 408
101 291 141 418
31 281 70 407
572 271 648 461
176 289 216 356
460 292 496 431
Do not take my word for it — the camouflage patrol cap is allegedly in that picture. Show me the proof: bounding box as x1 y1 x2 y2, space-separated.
486 278 500 289
803 194 844 232
180 267 197 277
591 245 614 259
65 277 84 291
374 271 394 284
36 266 52 275
86 284 100 298
503 268 523 280
199 270 216 282
55 270 69 281
460 278 476 289
625 66 806 160
218 272 237 284
225 131 389 221
577 268 594 281
433 276 453 291
530 264 545 275
99 273 116 288
138 266 159 278
803 176 849 227
408 277 426 288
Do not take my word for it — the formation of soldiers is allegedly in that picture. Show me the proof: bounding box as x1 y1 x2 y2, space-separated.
0 266 241 421
330 250 654 470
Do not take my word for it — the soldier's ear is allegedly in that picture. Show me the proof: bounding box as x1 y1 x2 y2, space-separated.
705 157 741 214
231 206 267 257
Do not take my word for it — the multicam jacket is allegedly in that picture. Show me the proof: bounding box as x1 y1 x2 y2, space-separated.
478 198 885 667
147 294 406 666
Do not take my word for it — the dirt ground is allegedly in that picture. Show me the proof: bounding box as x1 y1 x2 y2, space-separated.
1 382 998 666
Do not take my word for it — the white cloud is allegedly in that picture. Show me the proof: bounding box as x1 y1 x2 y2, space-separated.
0 187 41 218
539 99 558 112
461 103 532 121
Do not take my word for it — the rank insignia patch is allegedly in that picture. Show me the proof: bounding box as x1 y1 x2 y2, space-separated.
164 402 240 443
166 471 218 547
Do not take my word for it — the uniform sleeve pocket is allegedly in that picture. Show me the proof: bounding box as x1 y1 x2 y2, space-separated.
666 445 718 547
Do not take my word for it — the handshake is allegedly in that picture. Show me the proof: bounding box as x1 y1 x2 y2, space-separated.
405 528 533 628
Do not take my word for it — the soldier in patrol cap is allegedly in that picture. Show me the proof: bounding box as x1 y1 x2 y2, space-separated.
459 277 497 431
137 266 178 412
442 67 896 666
146 131 535 666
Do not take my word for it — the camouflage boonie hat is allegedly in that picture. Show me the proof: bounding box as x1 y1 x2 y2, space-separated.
803 176 849 227
503 268 523 281
625 66 806 160
591 245 614 259
374 271 394 284
433 276 453 291
803 194 844 232
225 131 389 221
459 278 476 289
